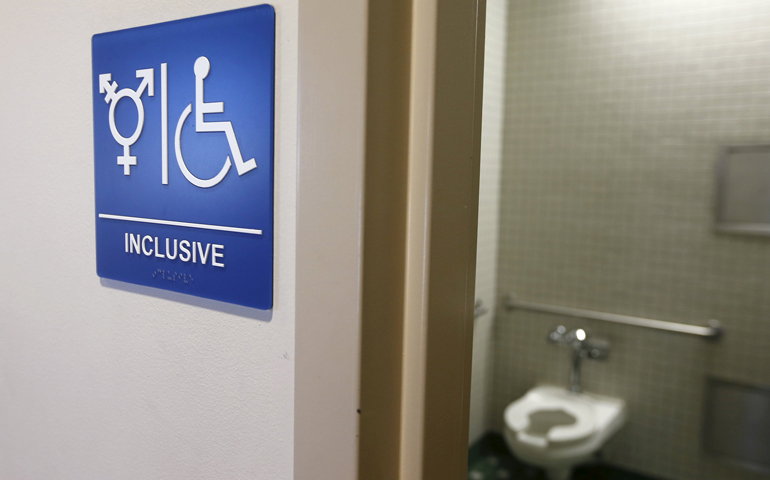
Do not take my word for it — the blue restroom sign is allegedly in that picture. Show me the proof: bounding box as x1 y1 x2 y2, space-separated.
92 5 275 309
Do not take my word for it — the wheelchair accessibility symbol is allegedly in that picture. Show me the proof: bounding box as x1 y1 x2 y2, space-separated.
99 56 256 188
175 56 256 188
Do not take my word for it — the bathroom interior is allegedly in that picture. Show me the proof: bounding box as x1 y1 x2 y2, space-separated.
469 0 770 479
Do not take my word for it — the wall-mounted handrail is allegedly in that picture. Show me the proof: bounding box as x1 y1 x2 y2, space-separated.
505 295 722 339
474 299 489 320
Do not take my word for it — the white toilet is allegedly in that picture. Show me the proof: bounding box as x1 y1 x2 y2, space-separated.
503 385 626 480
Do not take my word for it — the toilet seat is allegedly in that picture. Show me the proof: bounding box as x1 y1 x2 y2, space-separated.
502 386 627 480
504 393 597 447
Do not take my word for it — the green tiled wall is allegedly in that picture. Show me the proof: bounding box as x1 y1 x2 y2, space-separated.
492 1 770 479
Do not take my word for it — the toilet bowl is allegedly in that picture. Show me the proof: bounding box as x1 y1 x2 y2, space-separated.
503 385 626 480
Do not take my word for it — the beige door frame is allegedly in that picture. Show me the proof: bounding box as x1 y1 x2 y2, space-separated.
295 0 485 478
399 1 486 478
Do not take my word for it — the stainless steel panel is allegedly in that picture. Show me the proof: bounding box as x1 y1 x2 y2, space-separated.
716 145 770 236
703 378 770 473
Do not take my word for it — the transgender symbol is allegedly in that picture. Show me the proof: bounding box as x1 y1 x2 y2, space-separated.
99 69 155 175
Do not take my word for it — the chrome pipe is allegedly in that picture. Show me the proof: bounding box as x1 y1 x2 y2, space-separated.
505 296 722 339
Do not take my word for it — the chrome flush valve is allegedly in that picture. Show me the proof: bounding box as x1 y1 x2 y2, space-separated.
548 326 610 392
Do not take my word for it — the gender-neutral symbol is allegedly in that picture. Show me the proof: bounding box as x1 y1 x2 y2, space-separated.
99 69 154 175
174 56 256 188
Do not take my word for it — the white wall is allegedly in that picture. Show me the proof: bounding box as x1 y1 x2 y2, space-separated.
468 0 507 446
0 1 298 478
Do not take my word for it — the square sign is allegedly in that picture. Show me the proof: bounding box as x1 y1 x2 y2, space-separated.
92 6 275 309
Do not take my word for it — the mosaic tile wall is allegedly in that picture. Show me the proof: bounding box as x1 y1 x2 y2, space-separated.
491 1 770 479
469 0 508 445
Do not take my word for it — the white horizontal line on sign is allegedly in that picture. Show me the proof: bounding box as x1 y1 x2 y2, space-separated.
98 213 262 235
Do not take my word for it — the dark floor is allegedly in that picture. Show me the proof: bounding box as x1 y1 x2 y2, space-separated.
468 433 663 480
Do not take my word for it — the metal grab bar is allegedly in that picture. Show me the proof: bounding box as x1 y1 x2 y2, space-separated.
505 295 723 339
474 299 489 320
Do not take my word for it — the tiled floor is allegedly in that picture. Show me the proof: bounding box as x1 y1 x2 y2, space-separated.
468 433 663 480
